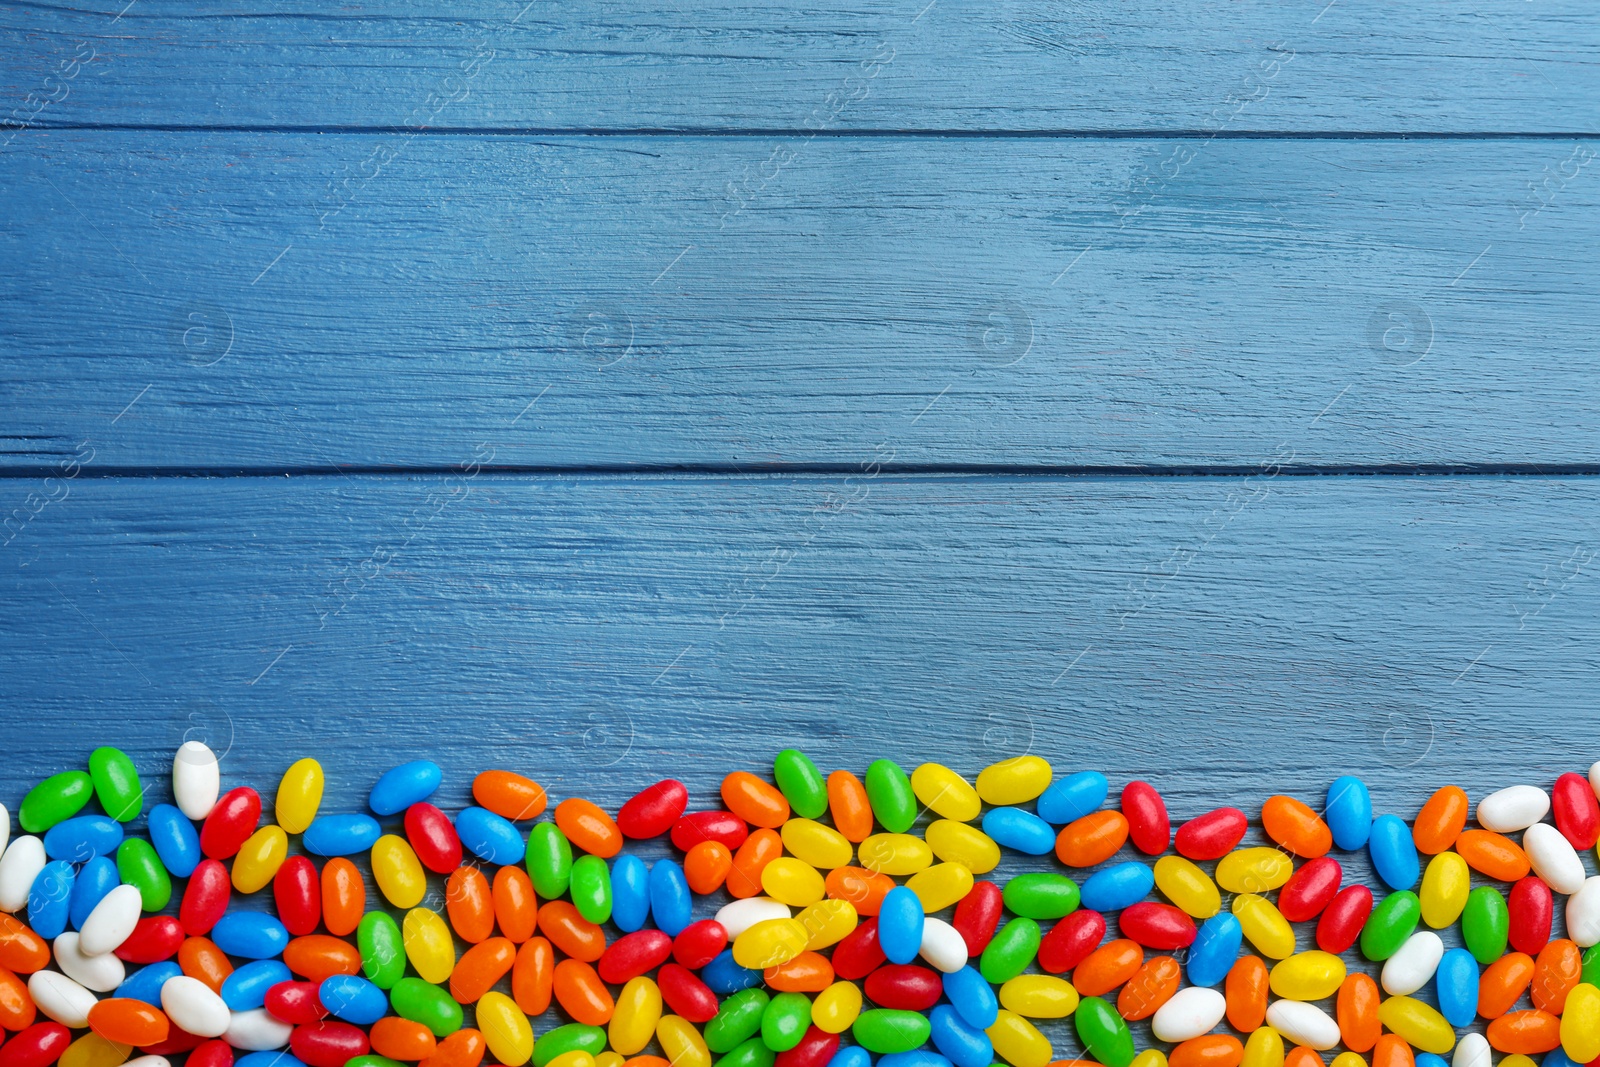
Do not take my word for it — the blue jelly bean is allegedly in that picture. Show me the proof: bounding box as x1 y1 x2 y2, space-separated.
238 1053 308 1067
828 1049 872 1067
929 1005 993 1067
1434 947 1479 1027
1369 813 1420 891
69 856 120 930
319 974 389 1025
942 966 999 1030
117 962 182 1007
28 860 75 939
303 814 383 857
702 949 762 994
1037 771 1109 825
648 859 692 936
1080 861 1155 912
1326 775 1373 851
369 760 443 817
980 809 1055 856
44 815 124 863
1186 912 1242 988
612 854 649 934
880 1053 952 1067
148 804 201 878
211 912 290 959
222 959 293 1011
454 807 524 865
878 886 926 966
1540 1051 1579 1067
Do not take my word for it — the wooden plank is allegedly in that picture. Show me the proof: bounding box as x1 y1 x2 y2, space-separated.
2 0 1595 132
5 133 1599 471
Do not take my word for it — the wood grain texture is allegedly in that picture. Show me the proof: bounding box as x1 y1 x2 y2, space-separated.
5 133 1598 470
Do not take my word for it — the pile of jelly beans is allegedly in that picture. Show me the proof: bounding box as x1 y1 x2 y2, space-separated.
3 751 1600 1067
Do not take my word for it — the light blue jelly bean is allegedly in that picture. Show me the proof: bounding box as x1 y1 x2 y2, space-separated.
648 859 692 936
1434 947 1479 1027
880 1053 951 1067
239 1053 308 1067
1369 813 1420 891
1415 1056 1450 1067
1186 912 1242 988
212 912 290 959
828 1049 872 1067
148 804 201 878
28 860 75 940
369 760 443 817
117 962 182 1007
612 854 649 933
1080 862 1155 912
929 1005 993 1067
980 809 1056 856
879 886 926 966
69 856 120 930
1540 1051 1580 1067
1326 775 1373 851
703 949 763 995
942 966 999 1030
44 815 124 863
222 959 293 1011
320 974 389 1025
454 807 524 865
303 814 383 857
1037 771 1109 825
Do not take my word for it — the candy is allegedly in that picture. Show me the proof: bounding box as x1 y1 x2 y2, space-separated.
877 887 925 965
1234 895 1295 960
78 884 141 956
979 918 1040 984
172 743 221 821
857 835 931 877
27 860 73 939
571 855 614 923
1560 984 1600 1061
1265 1002 1339 1051
1120 903 1197 950
612 856 649 933
473 772 547 823
211 912 289 960
1279 859 1341 924
1367 816 1418 891
981 809 1055 857
147 805 200 879
1478 951 1534 1018
1419 852 1469 929
673 813 748 854
1187 914 1243 988
1118 955 1179 1020
928 1005 992 1067
1055 812 1129 868
0 836 45 912
950 882 1003 957
53 931 123 991
811 981 861 1034
1152 987 1226 1042
976 758 1052 807
1358 891 1418 961
161 974 230 1037
1477 786 1550 833
917 918 967 973
389 978 463 1037
1073 998 1133 1067
1378 932 1442 995
1376 997 1454 1055
905 865 972 915
1036 772 1108 826
1217 849 1293 895
113 916 183 964
1433 948 1478 1027
1172 1036 1244 1067
117 839 171 911
909 765 980 824
1241 1028 1284 1067
1524 823 1585 894
1271 952 1346 1001
1487 1009 1561 1054
1175 809 1249 861
1508 875 1553 954
45 815 124 863
1122 783 1170 855
1262 797 1331 859
1462 887 1509 963
451 938 517 1002
20 773 95 835
1532 939 1580 1013
1413 786 1468 855
1081 863 1153 913
729 832 784 901
924 821 1000 875
513 938 555 1013
304 815 382 858
1224 957 1267 1033
1569 877 1600 946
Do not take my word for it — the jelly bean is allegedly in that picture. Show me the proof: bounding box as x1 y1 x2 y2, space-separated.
673 812 748 853
115 960 181 1006
812 981 862 1035
45 815 123 863
718 1039 776 1067
762 753 826 823
449 938 516 1003
178 936 232 993
391 978 463 1038
733 918 809 970
1456 828 1530 880
0 964 33 1030
1082 864 1153 913
1462 886 1509 963
284 935 362 983
404 908 457 984
1487 1009 1561 1055
777 822 848 872
534 1026 606 1067
1121 903 1196 951
269 857 319 939
59 1032 133 1067
83 749 142 826
1036 772 1108 826
169 742 220 822
553 959 615 1026
79 884 141 957
54 929 123 991
1375 997 1454 1055
861 762 914 835
718 898 793 940
1053 810 1127 868
525 823 574 900
1234 895 1295 960
394 806 458 875
571 855 613 923
779 1028 839 1067
221 960 292 1011
642 859 689 936
512 938 554 1015
762 992 814 1051
1074 939 1143 997
976 756 1052 807
422 1030 485 1067
1571 878 1600 947
1560 984 1600 1061
1553 773 1600 849
793 900 856 953
1265 1002 1339 1051
1119 956 1180 1021
948 881 1002 957
991 975 1073 1021
819 772 869 845
1413 786 1468 855
1270 951 1346 1001
0 1021 72 1067
146 806 200 880
1379 931 1442 996
1419 852 1468 929
607 854 648 934
915 917 964 975
1217 849 1293 895
1175 809 1249 861
231 826 287 894
1508 875 1553 954
934 967 994 1033
876 887 924 966
900 866 966 916
304 815 383 858
1333 894 1382 964
1150 987 1226 1042
1271 858 1336 925
1225 956 1268 1032
552 800 622 860
924 822 1000 875
1187 914 1242 988
0 915 50 973
830 919 885 981
1434 948 1479 1027
1478 786 1551 833
1526 823 1586 894
1122 782 1170 855
161 975 230 1037
725 830 782 901
27 861 73 939
68 856 118 931
314 858 361 938
180 859 230 936
597 930 672 985
903 765 976 824
847 1008 930 1055
609 976 663 1056
929 1006 992 1067
197 788 258 861
1366 815 1418 891
116 840 171 912
670 920 728 971
1171 1037 1243 1067
657 1016 711 1067
353 912 404 989
470 991 531 1066
706 988 769 1053
980 918 1041 984
1261 797 1332 859
766 948 835 992
979 810 1054 857
211 912 288 960
1533 939 1581 1013
998 873 1076 921
19 773 94 835
271 758 324 835
1241 1028 1285 1067
367 762 441 818
1073 998 1132 1067
1155 856 1221 919
1478 951 1534 1018
865 964 942 1011
613 781 685 842
713 775 786 833
292 1021 373 1067
858 835 932 878
760 859 823 909
1359 891 1419 961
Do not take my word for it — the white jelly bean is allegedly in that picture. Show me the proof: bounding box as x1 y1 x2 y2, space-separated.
224 1007 293 1051
1590 761 1600 802
1381 931 1444 995
1477 785 1550 833
1152 987 1228 1043
173 741 221 820
125 1058 173 1067
1567 877 1600 947
1525 823 1586 895
918 917 968 973
28 969 98 1028
1265 1000 1340 1050
0 802 10 863
714 897 792 939
1453 1033 1492 1067
161 974 232 1038
53 931 125 992
79 884 144 957
0 835 45 912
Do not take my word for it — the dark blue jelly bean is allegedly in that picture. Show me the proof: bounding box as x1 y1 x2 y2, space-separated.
941 966 998 1030
1186 912 1242 987
28 860 76 939
1037 771 1109 825
454 807 524 865
1080 862 1155 913
702 949 763 995
117 961 183 1006
929 1005 992 1067
319 974 389 1025
1326 776 1373 851
44 815 124 863
303 814 383 857
223 959 294 1011
648 859 692 937
211 912 290 959
612 854 650 934
1539 1051 1578 1067
69 856 121 930
878 887 926 965
1369 814 1420 892
369 761 443 817
979 809 1055 856
1434 947 1479 1027
148 804 201 878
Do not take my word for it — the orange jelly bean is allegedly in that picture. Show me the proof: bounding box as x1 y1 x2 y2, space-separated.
493 867 539 943
1479 953 1536 1019
1372 1035 1414 1067
372 1018 439 1062
828 771 874 843
446 866 494 944
1225 956 1269 1033
0 965 37 1030
553 959 614 1025
1487 1009 1562 1054
180 936 233 993
1284 1048 1324 1067
1261 797 1332 858
421 1028 487 1067
1533 939 1581 1013
87 998 169 1046
1170 1035 1243 1067
728 829 784 900
1056 811 1130 868
512 937 554 1016
1457 830 1532 881
321 858 366 937
825 867 895 917
555 799 623 859
1073 939 1144 996
449 938 516 1004
1337 973 1381 1053
765 951 834 993
0 917 50 974
1118 955 1181 1021
283 935 363 982
624 1059 671 1067
474 771 548 821
539 902 606 962
684 841 733 895
722 772 791 829
1413 786 1469 854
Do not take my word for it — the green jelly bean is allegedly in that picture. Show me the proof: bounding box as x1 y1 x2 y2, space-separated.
707 989 771 1053
1583 944 1600 988
389 977 462 1037
116 838 171 911
526 823 574 900
761 992 812 1053
570 854 612 924
852 1009 931 1054
348 1057 406 1067
716 1038 776 1067
773 750 828 820
534 1024 608 1067
1002 872 1080 920
1360 890 1421 961
88 747 143 823
19 771 94 833
1075 997 1135 1067
1462 886 1509 964
358 911 407 989
980 917 1042 984
865 759 917 834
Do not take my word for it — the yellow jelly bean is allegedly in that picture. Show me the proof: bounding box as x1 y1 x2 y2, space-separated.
732 918 810 969
911 764 982 822
1233 894 1295 960
986 1009 1052 1067
1376 996 1455 1055
403 906 457 983
857 834 933 876
1131 1053 1168 1067
906 863 974 913
925 820 1002 874
813 980 863 1034
1420 851 1470 929
231 825 288 894
781 819 853 870
1153 856 1221 918
609 976 662 1056
547 1054 596 1067
1268 951 1346 1001
594 1055 623 1067
1242 1028 1285 1067
998 975 1080 1019
796 899 859 951
760 857 826 907
656 1016 711 1067
1329 1054 1366 1067
1562 983 1600 1062
59 1035 130 1067
275 757 324 834
976 757 1053 806
373 835 428 909
1498 1057 1537 1067
1216 848 1294 894
477 991 533 1067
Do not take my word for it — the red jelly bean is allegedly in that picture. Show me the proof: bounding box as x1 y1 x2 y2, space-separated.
291 1021 371 1067
114 916 184 963
657 963 719 1023
403 804 463 874
619 780 690 840
1279 857 1343 923
1122 782 1171 855
1175 808 1248 861
1509 876 1554 955
0 1023 70 1067
180 859 232 936
952 881 1004 956
776 1028 839 1067
199 787 261 860
1119 903 1196 950
864 964 943 1011
140 1028 206 1056
275 857 322 938
670 811 749 852
1039 910 1107 974
1553 773 1600 850
832 918 886 981
672 920 729 970
1316 886 1374 954
187 1040 235 1067
598 931 674 984
266 981 328 1024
